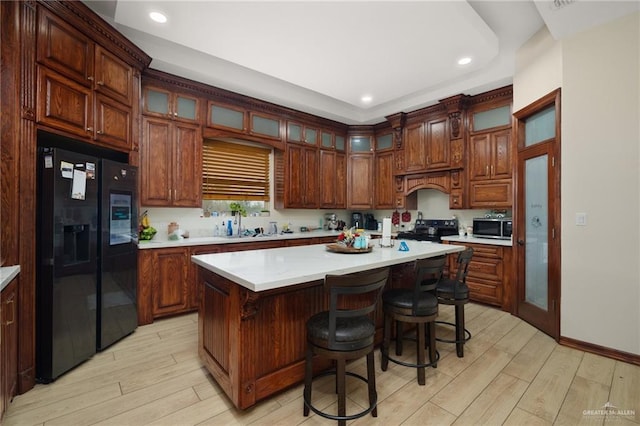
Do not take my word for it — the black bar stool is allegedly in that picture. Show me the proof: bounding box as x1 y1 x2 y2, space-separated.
381 256 446 385
303 267 389 426
435 247 473 357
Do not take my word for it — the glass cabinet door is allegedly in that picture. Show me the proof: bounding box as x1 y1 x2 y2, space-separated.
209 104 246 131
250 113 280 139
321 131 333 148
287 122 303 142
145 88 170 116
376 133 393 151
175 95 198 121
304 127 318 145
350 136 372 152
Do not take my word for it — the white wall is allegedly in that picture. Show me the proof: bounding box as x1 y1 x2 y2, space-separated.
515 14 640 355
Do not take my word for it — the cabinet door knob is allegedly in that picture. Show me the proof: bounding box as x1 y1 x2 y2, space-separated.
86 127 94 132
96 81 104 86
517 239 525 246
485 165 489 175
96 130 103 135
87 76 94 81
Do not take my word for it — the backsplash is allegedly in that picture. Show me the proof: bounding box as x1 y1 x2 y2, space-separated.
142 189 505 241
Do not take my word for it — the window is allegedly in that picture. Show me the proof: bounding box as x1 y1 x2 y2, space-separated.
202 140 270 201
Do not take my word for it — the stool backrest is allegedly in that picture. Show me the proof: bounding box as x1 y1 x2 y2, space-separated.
453 247 474 297
324 267 390 348
413 256 446 314
415 256 446 293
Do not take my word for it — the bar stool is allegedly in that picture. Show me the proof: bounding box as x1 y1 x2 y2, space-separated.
381 256 445 385
303 267 389 426
435 247 473 357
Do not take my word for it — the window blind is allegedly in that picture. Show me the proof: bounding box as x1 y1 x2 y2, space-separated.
202 140 270 201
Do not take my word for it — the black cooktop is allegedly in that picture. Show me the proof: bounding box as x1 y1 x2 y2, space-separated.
397 219 458 242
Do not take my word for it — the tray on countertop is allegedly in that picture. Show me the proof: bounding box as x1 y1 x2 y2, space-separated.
325 243 372 254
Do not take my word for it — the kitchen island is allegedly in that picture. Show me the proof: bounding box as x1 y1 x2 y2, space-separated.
191 241 465 409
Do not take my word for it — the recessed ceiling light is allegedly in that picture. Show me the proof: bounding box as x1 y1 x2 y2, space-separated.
457 57 472 66
149 11 167 23
361 95 373 103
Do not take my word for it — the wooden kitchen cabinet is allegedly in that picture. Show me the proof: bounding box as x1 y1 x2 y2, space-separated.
402 117 450 174
469 129 512 181
374 151 395 209
348 153 374 209
138 247 191 323
36 8 135 151
347 134 374 209
207 101 282 142
1 279 18 417
447 242 512 309
140 116 202 207
275 144 319 208
287 121 319 145
142 86 201 123
319 150 347 209
468 129 513 207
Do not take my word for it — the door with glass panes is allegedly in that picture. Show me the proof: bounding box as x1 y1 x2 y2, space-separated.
513 89 561 339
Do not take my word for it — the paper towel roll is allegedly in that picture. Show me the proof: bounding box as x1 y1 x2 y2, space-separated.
381 217 391 246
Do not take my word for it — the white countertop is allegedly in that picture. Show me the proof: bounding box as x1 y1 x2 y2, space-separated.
0 265 20 292
138 230 393 249
192 241 466 292
441 235 513 247
138 230 343 249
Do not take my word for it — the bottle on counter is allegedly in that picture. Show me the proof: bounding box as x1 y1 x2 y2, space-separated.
214 224 220 237
227 220 233 236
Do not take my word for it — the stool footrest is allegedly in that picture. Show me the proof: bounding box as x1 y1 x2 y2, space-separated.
303 370 377 422
435 320 471 343
384 344 440 369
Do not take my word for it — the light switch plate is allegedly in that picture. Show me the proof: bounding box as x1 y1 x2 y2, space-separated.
576 212 587 226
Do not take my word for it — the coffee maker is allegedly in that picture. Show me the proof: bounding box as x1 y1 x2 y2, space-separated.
351 212 363 229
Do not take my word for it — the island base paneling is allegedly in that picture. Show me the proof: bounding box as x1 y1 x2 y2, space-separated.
197 263 414 409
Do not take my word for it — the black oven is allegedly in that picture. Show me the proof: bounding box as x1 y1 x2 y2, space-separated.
472 218 512 240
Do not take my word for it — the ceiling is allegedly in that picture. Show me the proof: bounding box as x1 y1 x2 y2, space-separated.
84 1 639 125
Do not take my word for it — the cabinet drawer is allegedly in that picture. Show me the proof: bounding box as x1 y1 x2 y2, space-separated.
465 244 503 259
467 258 503 282
467 279 502 306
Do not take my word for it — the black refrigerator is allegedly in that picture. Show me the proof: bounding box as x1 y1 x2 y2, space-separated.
36 147 138 382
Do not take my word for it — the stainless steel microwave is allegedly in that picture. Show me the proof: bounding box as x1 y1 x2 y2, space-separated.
472 218 512 240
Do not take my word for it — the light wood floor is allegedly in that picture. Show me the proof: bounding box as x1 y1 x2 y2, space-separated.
4 303 639 426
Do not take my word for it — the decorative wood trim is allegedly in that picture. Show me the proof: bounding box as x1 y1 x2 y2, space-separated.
404 172 451 194
439 94 470 140
559 336 640 366
239 288 261 320
143 69 349 133
469 85 513 106
39 0 151 69
385 112 407 148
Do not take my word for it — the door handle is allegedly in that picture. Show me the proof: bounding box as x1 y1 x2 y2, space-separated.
517 239 525 246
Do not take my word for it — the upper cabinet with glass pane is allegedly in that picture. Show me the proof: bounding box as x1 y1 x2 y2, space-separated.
142 86 201 123
287 121 319 145
206 101 282 143
471 105 511 133
349 135 373 152
375 133 393 151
